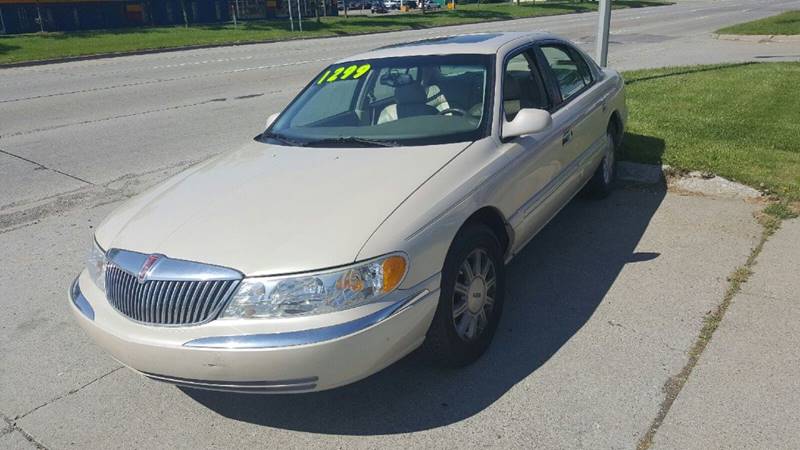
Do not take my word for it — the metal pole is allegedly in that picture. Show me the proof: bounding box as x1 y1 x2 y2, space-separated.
596 0 612 67
0 7 6 34
34 0 45 32
288 0 294 30
296 0 302 31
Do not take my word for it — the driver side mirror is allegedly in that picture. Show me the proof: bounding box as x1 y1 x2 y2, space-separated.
265 112 280 130
502 108 552 140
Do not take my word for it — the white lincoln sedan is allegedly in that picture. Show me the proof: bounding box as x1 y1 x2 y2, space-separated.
70 32 626 393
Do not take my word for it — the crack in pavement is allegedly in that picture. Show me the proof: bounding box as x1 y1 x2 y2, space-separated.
0 158 199 233
1 413 48 449
0 148 94 186
635 217 773 450
3 97 228 138
0 424 13 437
15 366 124 423
2 89 279 138
0 56 330 104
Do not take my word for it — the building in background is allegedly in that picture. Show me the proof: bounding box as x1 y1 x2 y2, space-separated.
0 0 336 34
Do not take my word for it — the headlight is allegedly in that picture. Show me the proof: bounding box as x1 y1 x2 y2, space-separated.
86 239 107 292
221 254 407 319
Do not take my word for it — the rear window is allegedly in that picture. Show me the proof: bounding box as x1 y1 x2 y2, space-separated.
541 45 593 102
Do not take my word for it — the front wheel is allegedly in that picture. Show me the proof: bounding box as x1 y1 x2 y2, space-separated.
423 223 506 367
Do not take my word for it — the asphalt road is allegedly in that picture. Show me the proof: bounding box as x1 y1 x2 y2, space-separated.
1 0 799 448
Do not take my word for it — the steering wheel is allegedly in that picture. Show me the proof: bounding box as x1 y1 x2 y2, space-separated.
437 108 467 116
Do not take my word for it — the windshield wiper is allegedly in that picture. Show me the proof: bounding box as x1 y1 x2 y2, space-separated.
261 131 307 147
306 136 398 147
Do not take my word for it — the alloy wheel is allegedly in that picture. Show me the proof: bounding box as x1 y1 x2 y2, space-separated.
452 248 496 341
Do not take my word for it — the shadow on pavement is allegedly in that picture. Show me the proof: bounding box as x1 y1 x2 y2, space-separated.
185 148 667 434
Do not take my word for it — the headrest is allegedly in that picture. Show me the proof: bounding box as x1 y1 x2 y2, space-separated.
395 83 427 104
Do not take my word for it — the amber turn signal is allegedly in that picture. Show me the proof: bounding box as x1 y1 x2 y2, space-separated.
381 255 407 293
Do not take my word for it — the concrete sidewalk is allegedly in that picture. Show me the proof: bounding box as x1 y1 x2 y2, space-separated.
653 218 800 449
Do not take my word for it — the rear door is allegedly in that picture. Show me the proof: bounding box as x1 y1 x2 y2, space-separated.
535 42 608 178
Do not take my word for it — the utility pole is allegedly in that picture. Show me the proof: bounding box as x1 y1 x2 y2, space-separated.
596 0 611 67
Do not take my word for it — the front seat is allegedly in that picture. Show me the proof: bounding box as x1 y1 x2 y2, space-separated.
378 83 439 124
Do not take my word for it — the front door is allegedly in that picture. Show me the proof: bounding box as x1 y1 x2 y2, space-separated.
497 48 566 252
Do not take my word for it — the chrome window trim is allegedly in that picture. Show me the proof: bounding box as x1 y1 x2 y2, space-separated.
70 277 95 321
184 274 440 349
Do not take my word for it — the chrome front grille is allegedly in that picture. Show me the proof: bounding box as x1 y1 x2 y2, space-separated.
103 250 242 326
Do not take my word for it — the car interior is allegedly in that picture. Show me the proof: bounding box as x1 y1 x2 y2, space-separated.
371 67 486 126
503 53 550 121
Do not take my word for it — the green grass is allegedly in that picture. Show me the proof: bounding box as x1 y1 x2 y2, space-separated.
763 202 799 219
620 62 800 200
716 10 800 35
0 1 669 64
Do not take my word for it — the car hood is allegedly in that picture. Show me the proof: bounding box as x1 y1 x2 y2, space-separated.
95 140 469 276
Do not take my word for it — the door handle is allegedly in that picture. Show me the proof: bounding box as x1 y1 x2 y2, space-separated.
593 99 608 112
562 129 573 145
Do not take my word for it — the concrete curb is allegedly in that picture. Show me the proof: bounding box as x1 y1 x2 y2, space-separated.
617 161 762 200
713 33 800 43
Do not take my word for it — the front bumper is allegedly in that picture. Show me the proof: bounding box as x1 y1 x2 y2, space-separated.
69 271 440 393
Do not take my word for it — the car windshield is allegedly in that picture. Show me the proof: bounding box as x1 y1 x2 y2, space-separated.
264 54 493 147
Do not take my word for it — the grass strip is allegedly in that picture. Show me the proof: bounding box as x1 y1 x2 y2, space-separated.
716 10 800 35
621 62 800 201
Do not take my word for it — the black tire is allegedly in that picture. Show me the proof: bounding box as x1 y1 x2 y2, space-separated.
423 223 506 367
584 128 617 198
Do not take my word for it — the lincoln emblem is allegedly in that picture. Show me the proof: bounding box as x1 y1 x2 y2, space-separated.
138 254 161 283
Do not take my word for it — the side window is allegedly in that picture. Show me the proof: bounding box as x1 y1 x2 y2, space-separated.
540 45 593 103
502 50 549 122
291 79 358 126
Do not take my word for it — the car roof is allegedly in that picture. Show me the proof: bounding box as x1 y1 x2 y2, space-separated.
338 32 557 62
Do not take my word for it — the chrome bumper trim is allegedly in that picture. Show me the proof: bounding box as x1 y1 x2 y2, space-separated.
143 372 318 393
183 286 438 350
70 277 95 321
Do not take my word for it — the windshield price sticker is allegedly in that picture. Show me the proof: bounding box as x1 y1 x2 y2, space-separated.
317 64 372 84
